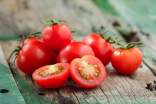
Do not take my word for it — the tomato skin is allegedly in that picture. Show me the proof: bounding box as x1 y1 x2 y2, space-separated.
32 63 70 89
83 33 114 65
57 42 95 63
42 23 72 53
111 48 142 75
16 38 56 75
70 55 106 89
23 37 39 45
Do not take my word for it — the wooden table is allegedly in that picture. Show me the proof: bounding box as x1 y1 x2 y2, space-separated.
0 0 156 104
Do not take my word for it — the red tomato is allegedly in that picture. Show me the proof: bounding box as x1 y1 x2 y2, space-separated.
111 48 142 75
23 37 39 44
70 55 106 88
16 38 56 75
83 33 114 65
19 37 39 47
32 63 70 89
42 23 72 53
57 42 95 63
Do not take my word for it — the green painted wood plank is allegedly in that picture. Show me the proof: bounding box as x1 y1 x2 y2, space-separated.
109 0 156 34
92 0 118 16
0 46 26 104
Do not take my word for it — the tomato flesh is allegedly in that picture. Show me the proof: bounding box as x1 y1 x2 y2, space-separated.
111 48 142 75
70 55 106 88
32 63 70 89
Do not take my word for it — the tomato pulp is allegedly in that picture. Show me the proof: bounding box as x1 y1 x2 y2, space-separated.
70 55 107 88
32 63 70 89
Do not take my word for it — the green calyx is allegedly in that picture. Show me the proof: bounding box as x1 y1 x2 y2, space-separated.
43 19 64 26
20 31 41 41
92 26 143 49
125 42 143 49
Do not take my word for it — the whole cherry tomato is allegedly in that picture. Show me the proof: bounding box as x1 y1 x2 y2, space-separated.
16 37 56 75
111 48 142 75
32 63 70 89
57 42 95 63
83 33 114 65
70 55 107 89
42 21 72 53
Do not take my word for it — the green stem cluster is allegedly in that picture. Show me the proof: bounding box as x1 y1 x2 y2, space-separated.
92 26 143 49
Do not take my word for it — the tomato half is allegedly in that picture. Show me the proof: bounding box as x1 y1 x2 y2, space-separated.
70 55 106 88
83 33 114 65
111 48 143 75
57 42 95 63
16 38 56 75
42 23 72 53
32 63 70 89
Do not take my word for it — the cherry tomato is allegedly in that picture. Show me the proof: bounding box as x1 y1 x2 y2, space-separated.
70 55 106 89
42 23 72 53
83 33 114 65
32 63 70 89
23 37 39 44
111 48 142 75
57 42 95 63
16 38 56 75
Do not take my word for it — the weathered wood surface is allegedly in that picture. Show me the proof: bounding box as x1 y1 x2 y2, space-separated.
0 0 156 104
0 46 26 104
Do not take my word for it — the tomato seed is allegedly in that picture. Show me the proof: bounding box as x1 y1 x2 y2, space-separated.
79 61 99 80
39 65 64 77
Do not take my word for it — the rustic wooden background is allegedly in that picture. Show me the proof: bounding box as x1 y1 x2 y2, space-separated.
0 0 156 104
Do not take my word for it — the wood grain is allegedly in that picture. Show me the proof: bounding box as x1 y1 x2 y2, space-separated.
0 0 156 104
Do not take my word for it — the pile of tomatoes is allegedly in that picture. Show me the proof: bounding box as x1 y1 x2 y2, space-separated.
14 19 143 89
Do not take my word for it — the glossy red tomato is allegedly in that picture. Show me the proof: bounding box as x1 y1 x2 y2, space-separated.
32 63 70 89
111 48 142 75
16 38 56 75
70 55 107 89
23 37 39 44
83 33 114 65
42 23 72 53
57 42 95 63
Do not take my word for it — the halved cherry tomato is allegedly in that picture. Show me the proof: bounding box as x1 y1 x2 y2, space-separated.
42 22 72 53
16 38 56 75
111 48 142 75
83 33 114 65
70 55 106 89
57 42 95 63
32 63 70 89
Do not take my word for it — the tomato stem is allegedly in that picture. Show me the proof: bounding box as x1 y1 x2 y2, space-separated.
7 47 20 66
29 31 41 36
